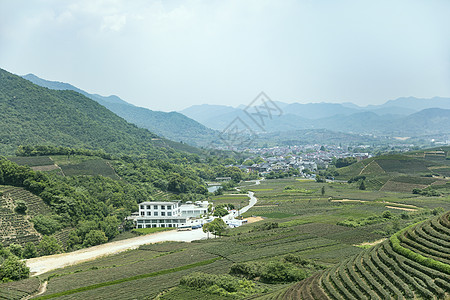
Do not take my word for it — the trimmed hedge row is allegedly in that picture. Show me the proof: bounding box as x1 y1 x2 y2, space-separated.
390 221 450 275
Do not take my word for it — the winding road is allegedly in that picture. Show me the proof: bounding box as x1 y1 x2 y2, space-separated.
26 182 260 276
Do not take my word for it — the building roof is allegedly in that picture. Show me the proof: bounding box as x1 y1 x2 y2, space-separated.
139 201 180 205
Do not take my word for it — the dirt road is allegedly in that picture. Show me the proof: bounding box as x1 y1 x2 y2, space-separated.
27 229 207 276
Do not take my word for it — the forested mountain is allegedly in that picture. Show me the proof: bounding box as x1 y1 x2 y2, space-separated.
22 74 219 147
0 68 199 156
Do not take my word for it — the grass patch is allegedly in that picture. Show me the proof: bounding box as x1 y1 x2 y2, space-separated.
131 227 174 235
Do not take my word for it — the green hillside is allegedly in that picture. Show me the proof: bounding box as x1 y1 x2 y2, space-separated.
0 68 195 157
281 211 450 299
22 73 220 147
336 150 450 193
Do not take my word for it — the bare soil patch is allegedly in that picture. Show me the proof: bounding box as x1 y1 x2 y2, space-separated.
331 199 367 203
246 216 264 223
383 202 418 209
385 205 417 212
354 238 386 247
31 164 59 171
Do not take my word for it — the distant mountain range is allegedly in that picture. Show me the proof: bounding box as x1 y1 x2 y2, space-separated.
180 98 450 137
21 72 450 147
22 74 219 147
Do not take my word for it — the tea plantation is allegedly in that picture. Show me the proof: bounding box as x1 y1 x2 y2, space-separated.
271 211 450 300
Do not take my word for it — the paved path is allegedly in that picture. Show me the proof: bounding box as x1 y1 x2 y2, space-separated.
26 185 260 276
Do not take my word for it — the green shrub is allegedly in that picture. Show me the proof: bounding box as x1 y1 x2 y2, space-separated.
213 207 228 217
0 256 29 281
382 211 392 219
32 214 63 235
23 242 38 259
251 222 279 232
8 244 23 258
83 230 108 247
230 261 308 283
38 235 61 256
180 272 260 297
14 200 27 214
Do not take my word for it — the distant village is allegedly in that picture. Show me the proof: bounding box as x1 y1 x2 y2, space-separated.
229 143 415 178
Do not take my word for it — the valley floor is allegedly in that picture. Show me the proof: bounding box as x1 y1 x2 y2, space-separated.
26 189 259 276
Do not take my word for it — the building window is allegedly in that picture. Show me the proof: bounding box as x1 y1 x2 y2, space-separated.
154 212 158 216
167 205 171 210
140 212 145 216
140 205 144 209
147 212 151 216
161 224 165 227
168 224 172 227
154 205 158 209
161 212 165 216
161 205 165 210
146 205 151 209
167 212 172 216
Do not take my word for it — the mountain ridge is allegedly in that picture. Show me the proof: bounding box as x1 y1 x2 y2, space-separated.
22 74 219 147
0 68 200 156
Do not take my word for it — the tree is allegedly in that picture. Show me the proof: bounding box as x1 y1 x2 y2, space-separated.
83 230 108 247
242 159 254 166
0 256 29 281
359 180 366 190
213 207 228 217
203 218 227 238
14 200 27 214
31 215 62 235
23 242 38 259
38 236 61 256
321 186 325 196
8 244 23 258
100 216 119 240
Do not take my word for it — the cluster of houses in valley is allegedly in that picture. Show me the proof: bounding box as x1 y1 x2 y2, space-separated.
235 144 371 177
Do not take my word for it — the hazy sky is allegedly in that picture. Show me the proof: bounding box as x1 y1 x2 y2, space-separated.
1 0 449 112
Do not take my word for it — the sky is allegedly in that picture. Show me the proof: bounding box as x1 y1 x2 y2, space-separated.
1 0 449 112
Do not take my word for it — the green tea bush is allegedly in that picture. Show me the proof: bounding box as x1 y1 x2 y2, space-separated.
180 272 260 298
230 261 308 283
250 222 279 232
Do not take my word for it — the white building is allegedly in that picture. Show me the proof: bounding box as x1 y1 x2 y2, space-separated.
132 201 209 229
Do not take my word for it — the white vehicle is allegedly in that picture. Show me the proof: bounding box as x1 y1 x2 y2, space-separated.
177 225 192 231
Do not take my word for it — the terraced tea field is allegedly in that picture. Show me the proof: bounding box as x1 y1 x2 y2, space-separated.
0 186 50 245
275 211 450 300
1 176 449 299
